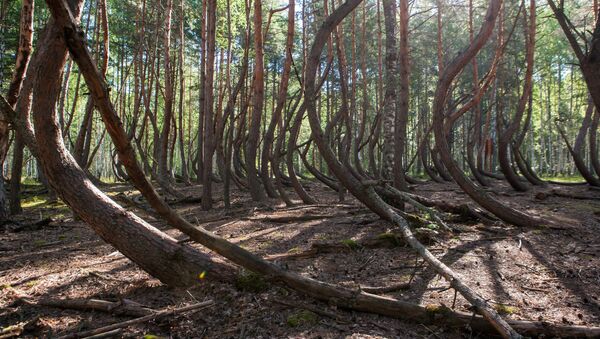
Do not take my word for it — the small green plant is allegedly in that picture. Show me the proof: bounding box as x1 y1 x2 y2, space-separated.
286 310 318 327
21 196 47 208
340 239 361 250
425 222 438 230
376 232 402 246
425 303 451 316
494 304 518 315
33 240 47 247
235 271 268 292
25 280 38 287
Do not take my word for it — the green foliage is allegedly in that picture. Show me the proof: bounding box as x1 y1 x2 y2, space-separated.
286 310 318 327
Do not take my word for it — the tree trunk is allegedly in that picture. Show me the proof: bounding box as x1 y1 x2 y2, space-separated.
5 0 35 217
381 0 397 181
432 0 548 228
245 0 266 201
158 0 174 180
201 0 216 210
37 0 233 287
260 1 295 200
394 0 409 191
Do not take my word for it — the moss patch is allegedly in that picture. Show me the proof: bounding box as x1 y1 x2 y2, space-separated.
376 232 402 246
340 239 361 250
286 310 318 327
235 271 268 293
494 304 518 315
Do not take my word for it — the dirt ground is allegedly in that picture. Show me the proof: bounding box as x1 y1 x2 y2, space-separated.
1 179 600 338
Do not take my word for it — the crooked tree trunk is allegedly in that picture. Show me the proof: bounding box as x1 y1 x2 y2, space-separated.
38 2 600 337
496 0 534 192
260 0 294 200
432 0 548 229
559 98 600 186
303 1 521 337
35 0 233 287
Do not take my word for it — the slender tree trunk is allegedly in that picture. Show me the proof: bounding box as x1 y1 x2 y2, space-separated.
394 0 409 190
246 0 266 201
432 0 548 228
381 0 397 180
497 0 534 192
158 0 174 180
177 0 189 184
201 0 216 210
260 1 295 200
5 0 35 217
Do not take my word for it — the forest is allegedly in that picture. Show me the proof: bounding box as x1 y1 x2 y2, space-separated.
0 0 599 337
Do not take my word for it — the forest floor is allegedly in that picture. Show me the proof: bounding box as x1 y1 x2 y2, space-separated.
1 179 600 338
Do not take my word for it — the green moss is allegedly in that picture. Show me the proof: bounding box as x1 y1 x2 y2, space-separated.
286 310 318 327
494 304 518 315
235 271 268 292
376 232 402 246
21 196 47 208
425 222 438 230
425 304 452 317
33 240 47 247
24 280 38 287
287 247 302 253
340 239 361 250
541 175 585 183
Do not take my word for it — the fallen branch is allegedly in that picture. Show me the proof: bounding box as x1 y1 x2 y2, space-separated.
35 298 154 317
266 231 434 261
55 300 214 339
245 214 338 223
360 281 411 294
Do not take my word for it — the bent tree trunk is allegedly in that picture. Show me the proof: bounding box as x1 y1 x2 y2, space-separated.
497 0 535 192
32 0 234 287
39 1 600 337
432 0 548 228
303 1 520 337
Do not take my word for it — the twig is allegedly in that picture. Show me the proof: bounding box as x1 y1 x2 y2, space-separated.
55 300 214 339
